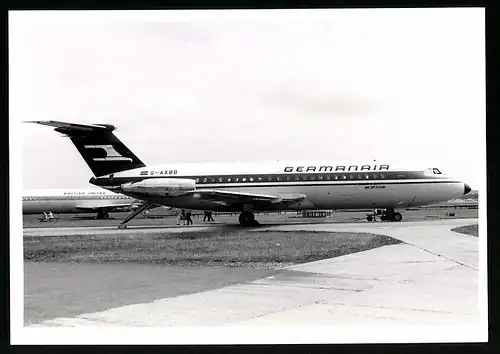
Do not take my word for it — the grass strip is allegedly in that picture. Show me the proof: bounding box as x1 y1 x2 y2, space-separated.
25 230 401 269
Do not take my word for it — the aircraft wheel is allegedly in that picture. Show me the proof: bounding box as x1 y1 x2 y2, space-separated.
238 212 255 225
367 215 373 222
118 224 127 229
393 212 403 222
96 211 109 220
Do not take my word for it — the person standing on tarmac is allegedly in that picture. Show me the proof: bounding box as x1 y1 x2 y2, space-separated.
185 209 193 225
177 209 186 225
203 211 215 222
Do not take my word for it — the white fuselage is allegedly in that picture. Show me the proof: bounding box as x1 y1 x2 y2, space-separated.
22 189 135 214
91 161 468 212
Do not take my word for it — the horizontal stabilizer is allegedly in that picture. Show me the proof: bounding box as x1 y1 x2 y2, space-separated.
25 120 116 135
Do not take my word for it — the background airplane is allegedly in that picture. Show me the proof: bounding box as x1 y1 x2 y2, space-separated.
23 189 146 219
27 120 471 227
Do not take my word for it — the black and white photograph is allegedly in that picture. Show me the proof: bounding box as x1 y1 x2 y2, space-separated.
10 8 486 344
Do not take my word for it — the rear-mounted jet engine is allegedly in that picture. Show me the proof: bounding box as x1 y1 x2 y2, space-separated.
121 178 196 197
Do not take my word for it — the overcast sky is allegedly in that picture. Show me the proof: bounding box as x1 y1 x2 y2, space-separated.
10 9 484 190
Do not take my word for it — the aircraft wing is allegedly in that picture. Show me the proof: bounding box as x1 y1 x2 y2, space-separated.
74 202 137 212
188 190 307 205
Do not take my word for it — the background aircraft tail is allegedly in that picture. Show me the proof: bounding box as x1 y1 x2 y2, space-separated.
27 120 146 177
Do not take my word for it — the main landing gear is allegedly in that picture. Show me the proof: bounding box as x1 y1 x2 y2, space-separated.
238 211 259 226
95 210 110 220
117 202 155 229
366 208 403 222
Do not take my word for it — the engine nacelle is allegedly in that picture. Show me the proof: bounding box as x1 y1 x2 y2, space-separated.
121 178 196 197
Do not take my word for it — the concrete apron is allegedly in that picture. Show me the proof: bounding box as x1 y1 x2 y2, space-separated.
30 219 480 327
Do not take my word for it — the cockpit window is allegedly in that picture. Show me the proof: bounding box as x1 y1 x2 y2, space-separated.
432 168 442 174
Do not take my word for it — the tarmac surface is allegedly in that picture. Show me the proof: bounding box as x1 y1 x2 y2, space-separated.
25 216 481 328
24 263 276 326
23 208 478 237
22 207 478 229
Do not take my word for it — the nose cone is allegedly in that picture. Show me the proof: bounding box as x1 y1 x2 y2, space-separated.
464 183 471 195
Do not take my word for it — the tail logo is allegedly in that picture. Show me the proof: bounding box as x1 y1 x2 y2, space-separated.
84 145 133 162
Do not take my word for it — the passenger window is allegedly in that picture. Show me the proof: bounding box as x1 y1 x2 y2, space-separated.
295 175 300 181
318 175 323 180
380 173 385 179
398 174 406 179
349 174 355 180
326 175 331 180
357 174 363 179
195 178 200 183
342 175 347 180
218 177 223 182
433 168 442 174
302 175 307 181
249 177 254 182
286 176 291 181
276 176 280 181
242 177 247 182
310 175 315 180
257 177 263 182
365 174 370 179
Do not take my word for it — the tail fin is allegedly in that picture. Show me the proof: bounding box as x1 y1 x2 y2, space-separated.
26 120 146 177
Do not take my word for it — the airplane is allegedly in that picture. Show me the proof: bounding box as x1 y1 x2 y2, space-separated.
23 189 146 219
26 120 472 228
